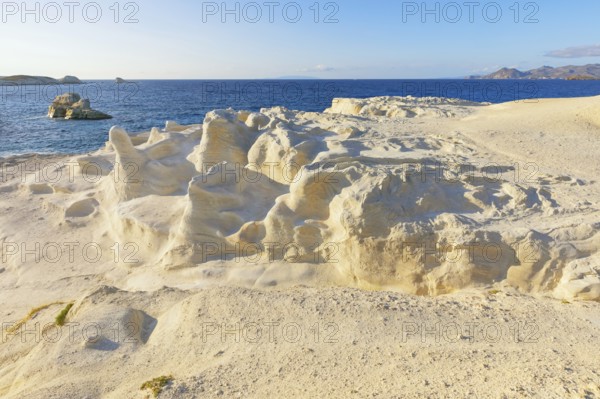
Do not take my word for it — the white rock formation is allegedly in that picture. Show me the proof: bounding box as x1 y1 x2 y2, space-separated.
5 96 600 300
3 96 600 399
326 96 488 118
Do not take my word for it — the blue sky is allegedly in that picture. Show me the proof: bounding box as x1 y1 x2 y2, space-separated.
1 0 599 78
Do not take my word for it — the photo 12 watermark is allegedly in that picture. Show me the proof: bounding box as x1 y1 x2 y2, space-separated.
200 321 340 344
1 241 141 266
398 80 540 103
184 240 340 264
201 1 340 23
0 160 143 185
374 160 541 185
400 321 540 344
0 81 139 104
401 1 540 24
399 240 543 266
2 318 145 345
0 1 140 23
198 81 339 106
198 161 341 185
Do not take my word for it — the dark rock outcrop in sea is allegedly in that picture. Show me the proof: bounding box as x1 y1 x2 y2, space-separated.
48 93 112 120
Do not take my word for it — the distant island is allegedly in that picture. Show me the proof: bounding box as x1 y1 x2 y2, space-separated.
274 75 320 80
0 75 82 85
469 64 600 80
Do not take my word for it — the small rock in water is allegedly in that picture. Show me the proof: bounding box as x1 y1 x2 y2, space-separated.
48 93 112 120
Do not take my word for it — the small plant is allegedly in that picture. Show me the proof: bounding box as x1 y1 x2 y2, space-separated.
561 299 571 304
488 289 501 295
140 375 174 398
55 303 74 326
7 302 65 334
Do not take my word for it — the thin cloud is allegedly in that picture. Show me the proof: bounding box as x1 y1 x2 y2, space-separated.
299 64 335 73
545 44 600 58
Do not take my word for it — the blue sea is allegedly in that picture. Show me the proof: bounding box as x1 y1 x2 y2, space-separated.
2 79 600 157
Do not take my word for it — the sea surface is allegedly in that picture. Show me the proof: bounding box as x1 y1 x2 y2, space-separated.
2 79 600 157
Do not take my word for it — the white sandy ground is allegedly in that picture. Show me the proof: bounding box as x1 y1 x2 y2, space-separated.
0 96 600 398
